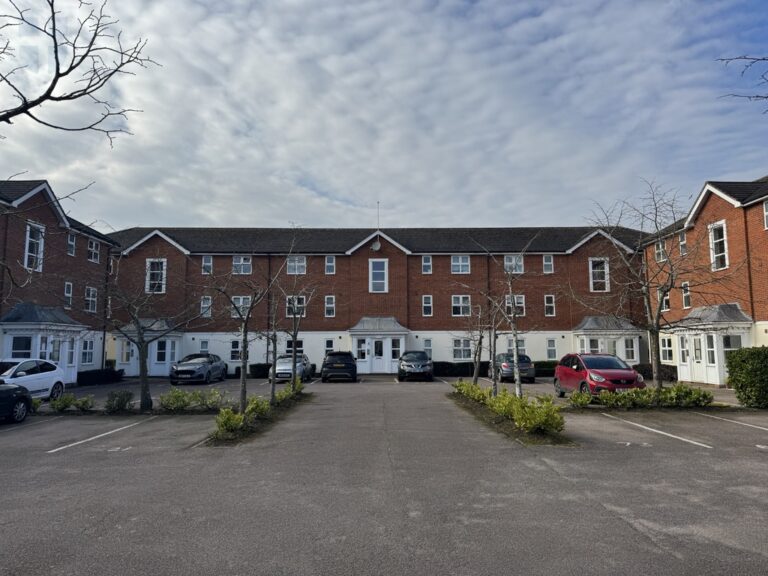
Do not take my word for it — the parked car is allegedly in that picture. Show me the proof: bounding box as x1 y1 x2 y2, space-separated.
169 354 227 384
553 353 645 397
273 354 312 382
321 351 357 382
488 353 536 383
0 383 33 423
0 359 65 400
397 351 433 381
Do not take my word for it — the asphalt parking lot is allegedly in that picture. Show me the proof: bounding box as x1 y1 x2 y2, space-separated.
2 377 767 575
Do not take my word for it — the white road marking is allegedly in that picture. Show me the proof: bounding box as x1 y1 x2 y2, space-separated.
0 416 63 434
601 413 713 449
693 411 768 432
190 437 210 449
47 417 158 453
757 445 768 450
437 378 449 384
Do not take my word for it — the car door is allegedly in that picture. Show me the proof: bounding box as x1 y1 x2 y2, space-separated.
559 355 580 391
12 360 45 396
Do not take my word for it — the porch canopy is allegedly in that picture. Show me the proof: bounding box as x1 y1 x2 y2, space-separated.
674 303 752 330
348 316 409 335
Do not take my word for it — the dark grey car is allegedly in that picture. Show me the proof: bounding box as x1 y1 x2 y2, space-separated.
0 383 32 423
170 354 227 384
488 353 535 383
397 351 434 381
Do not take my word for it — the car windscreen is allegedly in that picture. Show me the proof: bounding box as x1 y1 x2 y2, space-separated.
401 352 428 362
582 356 629 370
180 357 208 364
0 362 18 376
325 354 353 362
500 355 531 363
180 355 207 363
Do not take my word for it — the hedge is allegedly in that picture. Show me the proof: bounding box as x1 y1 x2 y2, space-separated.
632 363 678 382
534 360 558 377
249 363 272 378
727 347 768 408
433 361 489 377
76 368 124 386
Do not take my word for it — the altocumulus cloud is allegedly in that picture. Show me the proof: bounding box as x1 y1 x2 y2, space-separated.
2 0 768 231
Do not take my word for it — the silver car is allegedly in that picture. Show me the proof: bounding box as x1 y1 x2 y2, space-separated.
488 353 536 383
273 354 312 382
169 354 227 384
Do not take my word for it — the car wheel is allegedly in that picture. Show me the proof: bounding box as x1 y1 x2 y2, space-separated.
580 382 591 396
49 382 64 401
204 371 211 384
219 367 226 381
11 400 28 423
553 378 565 398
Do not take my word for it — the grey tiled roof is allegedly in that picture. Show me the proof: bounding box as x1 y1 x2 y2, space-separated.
680 303 753 325
573 316 640 332
349 317 409 333
68 217 119 245
109 226 645 254
0 303 83 326
708 179 768 205
0 180 47 203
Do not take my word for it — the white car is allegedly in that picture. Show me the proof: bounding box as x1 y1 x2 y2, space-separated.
0 359 66 400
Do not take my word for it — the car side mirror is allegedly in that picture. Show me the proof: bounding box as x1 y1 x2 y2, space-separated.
14 371 26 378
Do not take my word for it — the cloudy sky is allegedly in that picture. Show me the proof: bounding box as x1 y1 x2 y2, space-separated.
2 0 768 233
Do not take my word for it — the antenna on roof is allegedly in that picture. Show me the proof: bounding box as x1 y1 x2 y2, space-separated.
377 201 380 230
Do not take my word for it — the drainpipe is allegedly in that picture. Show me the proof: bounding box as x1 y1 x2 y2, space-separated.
99 245 112 369
742 210 756 321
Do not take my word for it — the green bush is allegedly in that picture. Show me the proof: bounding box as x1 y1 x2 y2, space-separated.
105 390 134 413
534 360 558 377
662 384 714 408
30 398 42 413
159 387 192 412
214 408 244 436
727 347 768 408
597 385 713 409
50 393 76 412
244 396 271 422
569 391 592 408
74 395 95 412
193 388 225 410
452 379 492 403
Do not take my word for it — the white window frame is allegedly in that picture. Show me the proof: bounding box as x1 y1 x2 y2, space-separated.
24 222 45 272
764 200 768 230
422 295 433 317
369 259 389 293
11 336 33 358
546 338 557 360
589 257 610 292
504 254 524 274
422 255 432 274
624 338 636 362
509 338 526 356
678 231 687 256
64 281 73 309
121 341 132 363
200 295 212 318
452 338 472 360
201 255 213 275
156 340 168 363
230 340 241 361
708 220 729 271
658 289 670 312
324 295 335 318
81 339 95 365
325 339 334 355
325 255 336 275
285 339 304 355
84 286 97 313
423 338 432 359
87 239 100 263
451 255 470 274
391 338 402 360
67 232 76 256
505 294 525 317
681 282 691 309
286 295 307 318
654 240 667 262
200 340 209 354
231 295 252 318
287 255 307 275
661 337 673 362
232 255 252 275
706 334 716 365
544 294 556 317
67 338 76 366
451 295 471 317
542 254 554 274
145 258 167 294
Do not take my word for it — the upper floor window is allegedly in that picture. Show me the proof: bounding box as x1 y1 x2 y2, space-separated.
764 200 768 229
369 259 388 293
200 296 212 318
231 295 252 318
324 295 336 318
24 222 44 271
233 255 252 275
708 221 728 271
504 254 524 274
654 240 667 262
678 231 687 256
452 295 471 316
201 255 213 275
589 258 610 292
287 255 306 275
145 259 167 293
286 295 307 317
544 294 556 317
87 239 100 263
325 256 336 275
542 254 554 274
658 289 670 312
67 233 76 256
64 281 73 309
661 337 673 362
451 255 470 274
681 282 691 309
422 295 433 317
505 294 525 317
84 286 98 313
422 255 432 274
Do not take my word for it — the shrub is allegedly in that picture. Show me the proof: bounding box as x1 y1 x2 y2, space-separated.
244 396 271 423
727 347 768 408
597 385 712 409
569 391 592 408
598 390 620 408
625 388 656 408
214 408 244 436
663 384 714 408
105 390 134 413
452 379 492 403
74 395 95 412
194 388 225 410
30 398 42 413
50 393 76 412
159 387 192 412
509 395 564 434
534 360 558 377
249 363 272 378
76 368 124 386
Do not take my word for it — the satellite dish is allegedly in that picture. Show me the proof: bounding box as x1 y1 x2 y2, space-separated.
371 239 381 251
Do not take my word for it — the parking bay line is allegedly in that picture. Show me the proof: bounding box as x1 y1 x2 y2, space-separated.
0 416 63 434
601 413 713 449
47 416 158 454
693 411 768 433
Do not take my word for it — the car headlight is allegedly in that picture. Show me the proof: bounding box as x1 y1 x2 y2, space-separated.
589 372 606 382
636 374 644 383
170 364 178 372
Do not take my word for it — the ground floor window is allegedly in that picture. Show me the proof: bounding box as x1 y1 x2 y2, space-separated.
325 339 334 355
200 340 209 354
589 338 600 354
356 338 367 360
508 338 526 356
706 334 716 365
286 339 304 355
453 339 472 360
624 338 636 362
661 337 673 362
423 338 432 359
546 338 557 360
121 341 132 363
156 340 167 363
67 338 76 366
11 336 32 358
693 337 702 362
231 340 241 361
81 340 94 365
678 336 689 363
391 338 401 360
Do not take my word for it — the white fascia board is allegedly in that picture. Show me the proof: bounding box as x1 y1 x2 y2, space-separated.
565 229 634 254
345 231 412 255
121 230 190 256
13 181 71 228
684 183 742 228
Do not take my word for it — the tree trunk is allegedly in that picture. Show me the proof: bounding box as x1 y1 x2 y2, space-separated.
510 323 523 398
471 331 483 386
270 332 278 405
138 340 152 411
648 329 663 392
290 332 298 393
489 325 498 397
239 325 248 413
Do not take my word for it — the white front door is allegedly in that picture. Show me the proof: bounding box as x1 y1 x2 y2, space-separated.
372 339 387 373
690 336 706 383
678 335 692 382
355 337 371 374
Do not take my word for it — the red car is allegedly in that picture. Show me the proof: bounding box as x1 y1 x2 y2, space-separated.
553 353 644 397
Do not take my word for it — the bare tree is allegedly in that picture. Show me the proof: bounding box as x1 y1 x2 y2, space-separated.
277 266 317 393
1 0 153 143
719 56 768 108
